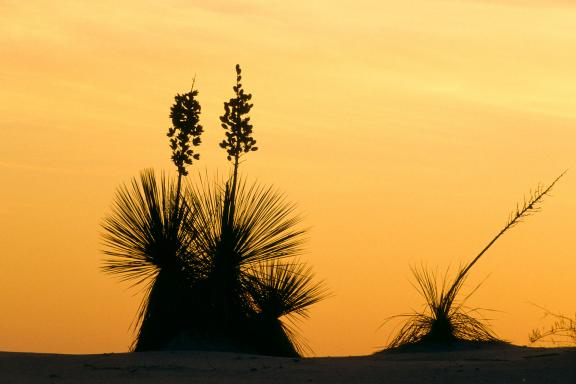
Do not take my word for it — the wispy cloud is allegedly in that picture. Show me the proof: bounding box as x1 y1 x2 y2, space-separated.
184 0 272 16
457 0 576 7
0 161 80 174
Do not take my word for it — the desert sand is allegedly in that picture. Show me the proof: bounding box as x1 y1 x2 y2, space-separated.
1 344 574 384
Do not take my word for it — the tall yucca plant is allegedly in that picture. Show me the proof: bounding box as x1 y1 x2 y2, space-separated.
186 175 327 356
101 169 196 350
102 84 203 351
171 64 326 356
386 172 565 349
102 66 326 356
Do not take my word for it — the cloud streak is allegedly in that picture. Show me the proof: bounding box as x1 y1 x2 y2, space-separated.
459 0 576 7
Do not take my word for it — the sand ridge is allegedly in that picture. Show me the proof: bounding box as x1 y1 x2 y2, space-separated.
0 344 574 384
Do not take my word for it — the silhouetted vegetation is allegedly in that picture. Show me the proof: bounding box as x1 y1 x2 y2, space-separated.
101 65 327 356
167 79 203 203
186 175 327 356
384 172 565 349
530 308 576 346
105 83 204 351
102 170 196 350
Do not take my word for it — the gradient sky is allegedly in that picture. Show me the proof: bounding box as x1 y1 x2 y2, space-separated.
1 0 575 356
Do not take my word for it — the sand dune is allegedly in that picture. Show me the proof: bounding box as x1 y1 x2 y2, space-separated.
1 344 574 383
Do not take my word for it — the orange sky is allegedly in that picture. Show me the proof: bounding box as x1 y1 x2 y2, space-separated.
1 0 575 356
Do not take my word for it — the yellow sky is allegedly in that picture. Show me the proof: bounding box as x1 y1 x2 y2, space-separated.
1 0 575 356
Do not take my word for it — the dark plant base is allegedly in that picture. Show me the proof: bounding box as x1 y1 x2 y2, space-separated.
135 321 300 358
379 339 511 354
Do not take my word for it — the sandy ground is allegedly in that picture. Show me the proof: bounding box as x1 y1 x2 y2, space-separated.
1 344 574 384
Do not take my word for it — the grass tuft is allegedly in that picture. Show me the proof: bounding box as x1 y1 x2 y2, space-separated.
530 306 576 346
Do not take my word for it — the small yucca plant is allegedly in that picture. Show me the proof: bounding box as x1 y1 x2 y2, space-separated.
246 261 328 355
385 172 565 349
385 265 498 348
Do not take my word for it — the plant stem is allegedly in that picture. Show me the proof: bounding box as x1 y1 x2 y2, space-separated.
445 171 566 300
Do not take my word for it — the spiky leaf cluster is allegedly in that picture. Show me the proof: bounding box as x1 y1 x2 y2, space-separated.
101 170 197 350
168 88 203 176
385 265 497 349
219 64 258 162
101 170 327 356
187 176 328 355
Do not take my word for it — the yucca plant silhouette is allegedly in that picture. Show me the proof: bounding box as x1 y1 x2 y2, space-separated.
102 66 326 356
246 261 328 355
178 64 327 356
385 172 565 349
102 169 197 350
102 84 203 351
187 176 327 355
